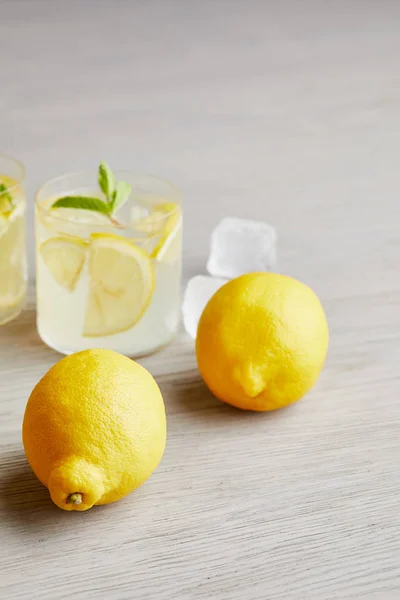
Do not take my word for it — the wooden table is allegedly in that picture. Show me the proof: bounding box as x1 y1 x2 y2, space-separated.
1 2 399 598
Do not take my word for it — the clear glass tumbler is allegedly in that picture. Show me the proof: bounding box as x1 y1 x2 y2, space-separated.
0 153 27 325
35 171 182 356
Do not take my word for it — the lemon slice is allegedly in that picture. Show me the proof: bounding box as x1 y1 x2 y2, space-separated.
150 203 181 262
0 214 9 237
83 233 155 337
0 175 23 214
0 195 12 214
0 208 26 309
40 236 88 291
0 174 19 188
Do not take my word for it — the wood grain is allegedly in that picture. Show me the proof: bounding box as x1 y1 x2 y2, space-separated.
1 1 400 599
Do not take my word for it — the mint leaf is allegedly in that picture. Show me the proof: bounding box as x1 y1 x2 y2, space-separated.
111 181 132 212
98 162 116 201
51 196 111 215
0 183 13 212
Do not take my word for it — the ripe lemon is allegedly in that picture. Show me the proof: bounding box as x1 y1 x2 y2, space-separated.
22 349 166 511
196 273 329 411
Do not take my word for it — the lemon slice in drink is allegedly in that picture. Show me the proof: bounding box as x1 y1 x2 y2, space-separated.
40 236 88 291
0 193 13 215
0 207 26 310
0 174 19 188
150 203 181 262
0 214 9 237
83 233 155 337
0 175 23 214
0 176 26 311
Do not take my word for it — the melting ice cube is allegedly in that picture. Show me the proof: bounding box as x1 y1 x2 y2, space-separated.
182 275 227 339
207 217 277 279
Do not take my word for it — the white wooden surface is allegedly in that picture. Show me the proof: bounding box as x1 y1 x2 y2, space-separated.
1 1 400 599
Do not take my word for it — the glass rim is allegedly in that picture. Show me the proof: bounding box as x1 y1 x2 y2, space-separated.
0 152 26 194
35 169 182 232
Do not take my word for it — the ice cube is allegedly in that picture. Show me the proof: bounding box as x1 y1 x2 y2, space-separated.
207 217 277 278
182 275 227 339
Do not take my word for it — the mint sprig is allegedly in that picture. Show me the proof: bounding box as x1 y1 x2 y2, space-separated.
51 162 132 220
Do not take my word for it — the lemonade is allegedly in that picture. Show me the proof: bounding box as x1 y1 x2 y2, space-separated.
35 166 182 356
0 154 27 325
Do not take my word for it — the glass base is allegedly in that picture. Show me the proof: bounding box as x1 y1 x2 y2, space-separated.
0 299 24 325
37 327 179 359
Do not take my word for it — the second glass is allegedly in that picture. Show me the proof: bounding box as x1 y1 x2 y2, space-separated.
35 170 182 356
0 153 27 325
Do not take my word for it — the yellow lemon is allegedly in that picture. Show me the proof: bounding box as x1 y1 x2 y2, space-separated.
22 349 166 511
196 273 329 411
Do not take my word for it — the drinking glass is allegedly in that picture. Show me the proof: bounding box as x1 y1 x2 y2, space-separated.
35 171 182 356
0 153 27 325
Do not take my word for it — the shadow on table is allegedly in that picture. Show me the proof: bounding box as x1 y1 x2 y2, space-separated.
159 369 264 426
0 446 147 536
0 448 63 532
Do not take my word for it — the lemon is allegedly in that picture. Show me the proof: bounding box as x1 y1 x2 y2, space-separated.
22 349 166 511
40 236 88 291
83 233 155 337
196 273 329 412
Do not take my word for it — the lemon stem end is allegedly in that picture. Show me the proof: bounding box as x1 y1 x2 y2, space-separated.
66 492 83 506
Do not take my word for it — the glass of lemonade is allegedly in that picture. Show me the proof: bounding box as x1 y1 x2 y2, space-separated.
35 164 182 356
0 153 27 325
